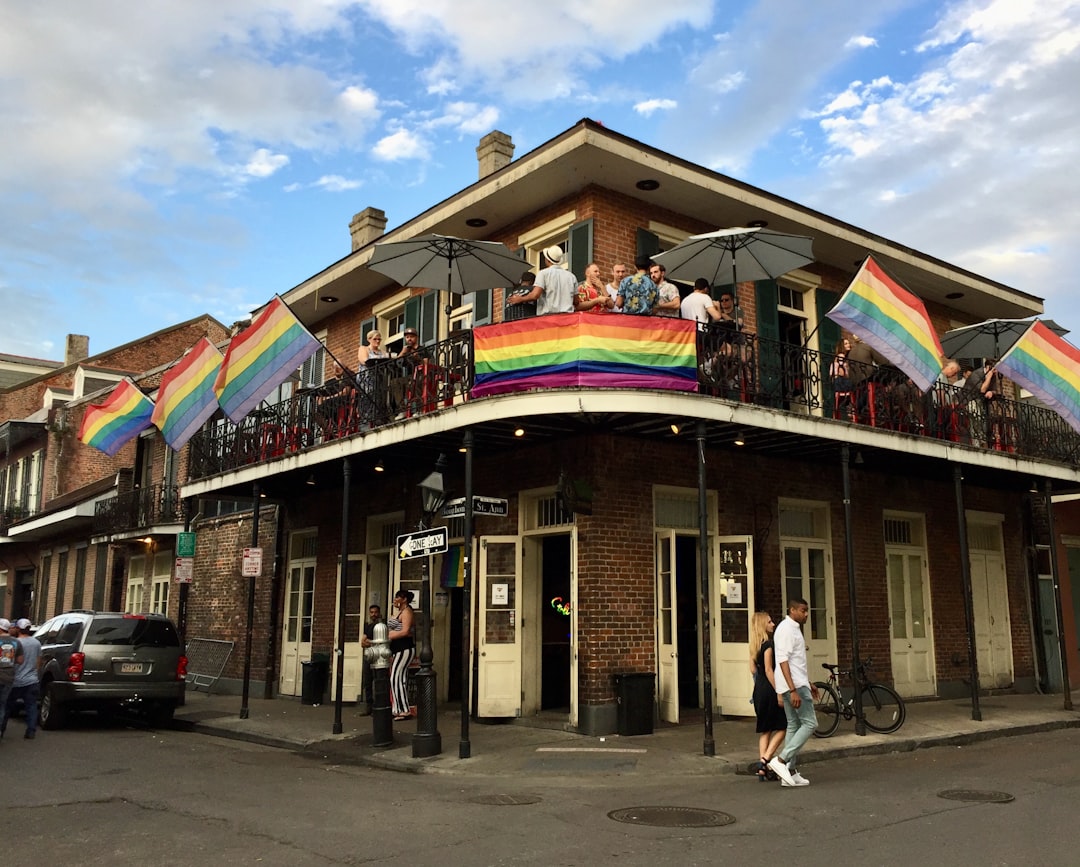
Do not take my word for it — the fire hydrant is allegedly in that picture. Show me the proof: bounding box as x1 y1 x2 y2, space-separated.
364 621 393 747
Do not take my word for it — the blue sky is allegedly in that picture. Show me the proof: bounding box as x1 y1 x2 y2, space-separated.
2 0 1079 361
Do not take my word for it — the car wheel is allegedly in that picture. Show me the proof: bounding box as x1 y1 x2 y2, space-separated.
39 682 68 730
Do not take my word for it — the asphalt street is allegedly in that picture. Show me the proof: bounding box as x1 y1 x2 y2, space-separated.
1 716 1077 866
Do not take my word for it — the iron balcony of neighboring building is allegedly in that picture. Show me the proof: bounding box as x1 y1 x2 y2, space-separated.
92 484 183 536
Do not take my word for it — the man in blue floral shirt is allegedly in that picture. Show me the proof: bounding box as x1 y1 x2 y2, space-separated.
616 255 659 315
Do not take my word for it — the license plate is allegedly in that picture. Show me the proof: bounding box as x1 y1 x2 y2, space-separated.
119 662 145 674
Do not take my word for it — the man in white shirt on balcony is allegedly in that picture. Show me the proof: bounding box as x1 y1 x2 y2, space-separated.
680 278 722 324
507 246 576 316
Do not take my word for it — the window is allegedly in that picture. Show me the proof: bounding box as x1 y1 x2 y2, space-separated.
55 550 69 617
299 329 328 389
72 547 88 610
74 366 123 399
150 551 172 614
37 554 52 623
126 554 146 614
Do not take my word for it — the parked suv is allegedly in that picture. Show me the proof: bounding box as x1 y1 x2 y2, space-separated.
34 611 187 729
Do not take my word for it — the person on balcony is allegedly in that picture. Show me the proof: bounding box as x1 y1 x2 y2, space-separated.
574 262 614 313
616 255 659 315
606 262 628 312
506 246 576 315
830 338 854 419
649 263 681 318
847 334 888 419
680 278 722 324
357 329 390 367
390 327 426 417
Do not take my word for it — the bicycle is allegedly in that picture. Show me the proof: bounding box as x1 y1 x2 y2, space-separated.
812 657 906 737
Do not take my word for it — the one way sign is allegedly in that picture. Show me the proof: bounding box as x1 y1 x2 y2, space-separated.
396 527 449 560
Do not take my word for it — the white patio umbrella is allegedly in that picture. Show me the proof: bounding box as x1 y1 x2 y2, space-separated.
367 234 527 332
652 226 815 288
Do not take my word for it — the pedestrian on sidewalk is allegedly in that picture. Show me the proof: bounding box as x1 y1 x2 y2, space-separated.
768 599 818 787
387 590 416 721
749 612 786 781
359 604 383 715
0 618 23 739
6 618 41 740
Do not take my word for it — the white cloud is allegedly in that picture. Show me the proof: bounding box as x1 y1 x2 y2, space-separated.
244 149 290 178
846 35 878 49
427 102 501 135
372 128 431 161
313 174 363 192
634 98 678 117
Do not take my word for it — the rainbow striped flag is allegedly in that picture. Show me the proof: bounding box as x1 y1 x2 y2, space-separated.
78 378 155 457
439 546 465 589
826 256 944 393
472 312 698 397
214 296 321 423
995 321 1080 434
151 337 224 450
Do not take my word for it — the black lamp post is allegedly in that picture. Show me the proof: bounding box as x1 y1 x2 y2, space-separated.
413 454 446 758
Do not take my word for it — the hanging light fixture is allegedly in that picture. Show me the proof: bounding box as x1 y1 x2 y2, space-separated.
733 431 745 446
374 459 385 472
305 474 316 486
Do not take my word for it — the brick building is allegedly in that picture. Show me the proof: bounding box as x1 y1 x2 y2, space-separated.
9 120 1080 736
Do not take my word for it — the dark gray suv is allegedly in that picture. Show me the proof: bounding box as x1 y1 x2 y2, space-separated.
34 611 187 729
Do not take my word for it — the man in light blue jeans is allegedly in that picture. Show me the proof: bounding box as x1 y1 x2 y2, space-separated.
768 598 818 787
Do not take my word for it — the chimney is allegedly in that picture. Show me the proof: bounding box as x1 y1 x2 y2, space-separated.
65 334 89 365
476 131 514 179
349 207 388 252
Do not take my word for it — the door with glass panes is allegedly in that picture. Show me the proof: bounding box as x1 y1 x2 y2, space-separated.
279 559 315 696
780 543 836 675
886 548 935 696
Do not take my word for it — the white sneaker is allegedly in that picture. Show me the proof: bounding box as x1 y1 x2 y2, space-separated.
767 756 795 786
789 770 810 786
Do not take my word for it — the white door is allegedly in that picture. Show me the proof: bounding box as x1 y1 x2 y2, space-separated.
781 543 836 678
332 555 366 702
712 535 755 717
970 551 1013 688
655 531 680 724
887 550 936 697
279 561 315 696
477 537 521 717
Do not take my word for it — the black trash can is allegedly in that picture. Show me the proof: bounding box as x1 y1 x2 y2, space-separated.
301 654 330 706
614 672 655 736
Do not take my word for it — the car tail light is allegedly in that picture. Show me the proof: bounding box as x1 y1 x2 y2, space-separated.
67 652 85 682
176 655 188 681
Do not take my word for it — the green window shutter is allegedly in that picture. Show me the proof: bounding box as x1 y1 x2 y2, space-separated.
755 280 782 403
420 291 439 344
815 289 840 354
92 545 107 610
360 316 377 344
471 288 493 326
568 219 594 280
636 228 660 260
404 295 421 333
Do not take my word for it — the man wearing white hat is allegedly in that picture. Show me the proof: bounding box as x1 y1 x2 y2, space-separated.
506 245 576 316
0 618 22 740
5 618 40 740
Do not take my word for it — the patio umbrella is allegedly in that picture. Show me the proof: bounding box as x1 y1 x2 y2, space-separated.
940 317 1070 362
367 234 527 330
652 226 815 288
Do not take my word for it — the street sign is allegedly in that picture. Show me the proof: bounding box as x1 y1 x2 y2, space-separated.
177 532 196 558
174 557 194 584
441 495 509 518
242 547 263 577
397 527 449 560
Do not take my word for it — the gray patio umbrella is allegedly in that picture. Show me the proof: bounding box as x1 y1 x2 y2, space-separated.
652 226 815 288
367 234 527 329
940 317 1070 362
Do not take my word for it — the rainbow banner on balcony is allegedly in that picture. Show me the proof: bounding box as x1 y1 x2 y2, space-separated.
151 337 224 450
826 255 944 393
472 313 698 397
995 320 1080 434
214 296 322 423
78 378 155 457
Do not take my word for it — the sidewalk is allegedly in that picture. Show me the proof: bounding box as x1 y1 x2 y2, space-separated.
173 688 1080 777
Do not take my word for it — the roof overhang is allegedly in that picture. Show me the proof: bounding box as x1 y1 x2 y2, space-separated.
2 491 115 542
283 119 1041 327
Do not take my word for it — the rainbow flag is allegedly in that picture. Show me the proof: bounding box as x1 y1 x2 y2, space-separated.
439 546 465 589
826 256 945 393
151 337 224 450
78 378 155 457
995 321 1080 434
472 312 698 397
214 296 321 423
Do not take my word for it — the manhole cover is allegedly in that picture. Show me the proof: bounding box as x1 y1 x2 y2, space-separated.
937 789 1015 803
608 807 735 828
469 794 542 806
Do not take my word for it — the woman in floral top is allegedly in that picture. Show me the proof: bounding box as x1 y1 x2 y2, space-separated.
574 262 614 313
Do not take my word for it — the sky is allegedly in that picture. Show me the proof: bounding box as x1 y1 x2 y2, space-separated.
2 0 1079 362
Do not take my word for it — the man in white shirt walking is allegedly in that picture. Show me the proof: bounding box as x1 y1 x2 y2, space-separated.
768 598 818 786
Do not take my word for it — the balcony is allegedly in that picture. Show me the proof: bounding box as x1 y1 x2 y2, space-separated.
93 484 182 535
185 317 1080 482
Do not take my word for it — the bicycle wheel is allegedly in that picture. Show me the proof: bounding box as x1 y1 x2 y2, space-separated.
812 682 841 738
860 683 906 733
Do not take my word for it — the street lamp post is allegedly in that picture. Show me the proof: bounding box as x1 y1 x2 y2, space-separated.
413 454 446 758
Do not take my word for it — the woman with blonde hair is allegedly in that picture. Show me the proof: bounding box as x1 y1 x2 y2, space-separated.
749 611 787 780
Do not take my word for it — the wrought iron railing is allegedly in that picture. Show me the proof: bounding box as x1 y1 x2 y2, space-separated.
93 484 182 535
0 504 30 534
185 324 1080 481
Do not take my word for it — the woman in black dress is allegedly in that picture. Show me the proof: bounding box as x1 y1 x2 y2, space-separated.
750 611 788 780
